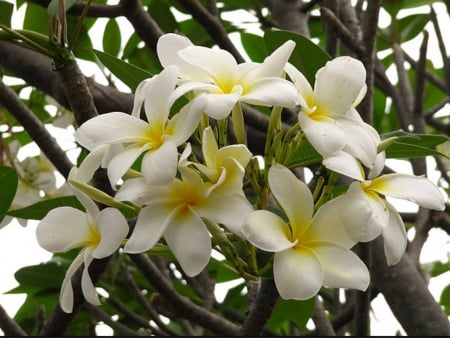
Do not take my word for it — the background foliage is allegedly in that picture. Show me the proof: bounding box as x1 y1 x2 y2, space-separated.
0 0 450 336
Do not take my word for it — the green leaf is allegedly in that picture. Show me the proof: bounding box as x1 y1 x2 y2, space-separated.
240 32 266 62
0 166 18 223
103 19 121 57
440 284 450 316
0 0 13 26
267 296 315 332
264 29 331 85
398 14 430 44
381 131 449 159
7 196 84 220
287 139 323 168
91 49 153 91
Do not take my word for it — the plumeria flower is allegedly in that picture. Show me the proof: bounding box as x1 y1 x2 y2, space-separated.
115 148 254 277
242 164 371 300
180 126 252 195
75 65 205 188
36 167 129 313
285 57 379 178
343 157 446 265
157 33 300 119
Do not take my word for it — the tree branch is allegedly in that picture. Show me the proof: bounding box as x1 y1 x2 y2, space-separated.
0 79 74 178
0 304 27 336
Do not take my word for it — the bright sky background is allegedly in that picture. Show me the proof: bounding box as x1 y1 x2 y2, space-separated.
0 1 449 336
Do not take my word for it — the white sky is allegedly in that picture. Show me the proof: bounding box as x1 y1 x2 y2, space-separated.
0 1 449 336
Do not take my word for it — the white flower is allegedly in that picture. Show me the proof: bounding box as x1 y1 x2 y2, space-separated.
345 167 446 265
115 159 254 277
180 126 252 195
285 57 379 178
36 170 129 313
75 66 205 187
242 164 371 300
157 33 299 119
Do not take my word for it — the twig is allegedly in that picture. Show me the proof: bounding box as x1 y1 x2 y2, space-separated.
175 0 245 63
0 79 73 178
128 253 240 336
84 303 149 336
353 242 372 336
239 278 279 336
0 304 27 336
312 296 336 336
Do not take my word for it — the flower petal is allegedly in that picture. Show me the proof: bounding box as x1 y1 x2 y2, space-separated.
166 97 204 144
200 193 254 235
308 194 371 248
164 209 212 277
36 207 90 253
322 151 365 181
381 201 407 266
255 40 295 77
124 204 172 253
370 173 445 210
202 90 242 119
59 252 84 313
143 66 179 123
81 251 101 306
157 33 193 69
312 242 370 291
242 78 299 108
274 247 323 300
141 137 178 185
299 111 347 157
75 112 150 148
107 144 149 187
284 63 313 108
92 208 129 258
268 164 313 232
314 56 366 116
242 210 296 252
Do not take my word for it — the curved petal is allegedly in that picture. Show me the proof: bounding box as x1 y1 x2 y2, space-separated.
243 210 296 251
241 77 299 108
200 194 254 235
144 65 179 123
37 207 90 252
370 173 445 210
166 97 204 144
81 251 101 306
312 242 370 291
156 33 193 69
268 164 313 234
314 56 366 116
115 177 158 205
92 208 129 258
307 194 371 248
179 46 239 86
254 40 295 77
202 127 218 167
202 90 242 119
338 117 378 167
299 111 347 157
322 151 365 181
164 209 211 277
274 247 323 300
59 252 85 313
284 63 313 108
75 112 150 147
346 182 388 241
124 204 173 253
107 144 149 186
141 137 178 185
382 201 407 266
216 144 252 169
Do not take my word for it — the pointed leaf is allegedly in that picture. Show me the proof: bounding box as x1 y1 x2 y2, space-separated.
7 196 84 220
0 166 18 223
102 19 121 57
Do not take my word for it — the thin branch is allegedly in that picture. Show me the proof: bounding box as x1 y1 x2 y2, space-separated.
0 79 73 178
175 0 245 63
120 0 164 54
353 242 372 336
312 296 336 336
430 6 450 94
84 303 149 336
239 278 279 336
25 0 123 17
128 253 240 336
0 304 27 336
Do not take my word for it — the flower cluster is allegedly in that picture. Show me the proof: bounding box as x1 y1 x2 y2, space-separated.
36 33 446 312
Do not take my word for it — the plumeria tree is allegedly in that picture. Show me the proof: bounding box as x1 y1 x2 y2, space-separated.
1 0 450 336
